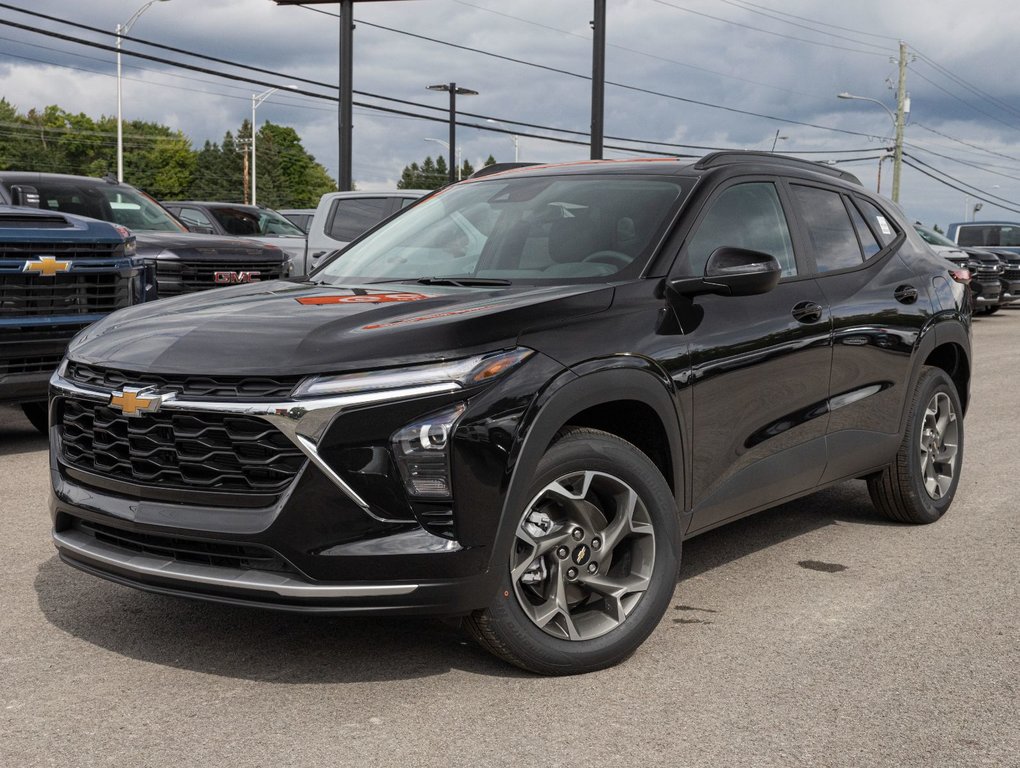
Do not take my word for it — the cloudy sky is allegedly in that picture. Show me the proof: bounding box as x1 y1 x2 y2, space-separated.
1 0 1019 228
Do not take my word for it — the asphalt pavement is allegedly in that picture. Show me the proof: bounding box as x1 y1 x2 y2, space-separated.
1 314 1017 767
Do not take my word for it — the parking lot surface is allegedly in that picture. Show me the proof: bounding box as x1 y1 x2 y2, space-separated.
1 315 1017 768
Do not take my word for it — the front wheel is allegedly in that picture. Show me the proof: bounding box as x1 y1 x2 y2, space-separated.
867 367 964 524
465 427 680 675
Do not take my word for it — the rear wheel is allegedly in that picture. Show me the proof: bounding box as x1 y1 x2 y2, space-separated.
20 402 48 434
867 367 963 524
465 427 680 675
983 305 1001 315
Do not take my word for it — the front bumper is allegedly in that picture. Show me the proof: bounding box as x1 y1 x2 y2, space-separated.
46 358 546 614
997 278 1020 305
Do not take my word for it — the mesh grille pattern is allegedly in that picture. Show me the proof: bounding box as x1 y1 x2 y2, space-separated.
0 272 131 317
61 398 306 493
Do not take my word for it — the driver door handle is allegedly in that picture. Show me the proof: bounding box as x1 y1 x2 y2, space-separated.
792 301 823 324
894 285 919 304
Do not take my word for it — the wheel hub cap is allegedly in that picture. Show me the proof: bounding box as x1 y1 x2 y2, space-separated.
918 391 959 500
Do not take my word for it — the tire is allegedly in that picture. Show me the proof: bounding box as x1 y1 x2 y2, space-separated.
20 401 49 434
465 427 681 675
867 366 964 524
983 305 1000 315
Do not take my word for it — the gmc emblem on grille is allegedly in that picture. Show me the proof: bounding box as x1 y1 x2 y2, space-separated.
214 270 261 284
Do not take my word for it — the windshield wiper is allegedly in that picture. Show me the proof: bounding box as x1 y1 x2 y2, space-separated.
414 277 513 287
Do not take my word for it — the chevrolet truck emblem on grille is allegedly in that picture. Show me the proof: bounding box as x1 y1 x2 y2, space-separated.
22 256 72 277
109 387 172 417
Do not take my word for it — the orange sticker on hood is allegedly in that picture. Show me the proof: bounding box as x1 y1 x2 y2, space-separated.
297 292 430 305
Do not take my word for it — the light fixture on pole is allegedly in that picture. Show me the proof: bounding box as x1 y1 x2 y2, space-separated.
251 85 297 206
424 138 462 181
426 83 478 184
837 85 911 202
116 0 171 183
485 119 520 162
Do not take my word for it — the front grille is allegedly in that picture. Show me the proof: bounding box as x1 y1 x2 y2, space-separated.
60 398 306 494
66 361 300 400
73 517 296 573
0 353 63 377
156 259 284 296
0 272 131 317
0 242 120 258
974 264 1003 277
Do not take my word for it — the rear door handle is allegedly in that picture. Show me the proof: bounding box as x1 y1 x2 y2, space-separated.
792 301 823 323
894 285 919 304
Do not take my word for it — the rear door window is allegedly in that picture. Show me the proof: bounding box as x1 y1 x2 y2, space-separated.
854 198 899 248
791 185 864 272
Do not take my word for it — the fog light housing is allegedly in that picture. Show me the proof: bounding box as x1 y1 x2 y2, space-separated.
391 403 466 499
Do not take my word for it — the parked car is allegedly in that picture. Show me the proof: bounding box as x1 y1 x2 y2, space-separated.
914 223 1004 314
0 205 145 433
305 190 429 271
162 201 307 275
946 220 1020 253
278 208 315 233
0 173 288 297
48 153 971 675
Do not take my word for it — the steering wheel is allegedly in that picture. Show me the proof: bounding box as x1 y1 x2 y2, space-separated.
582 250 632 269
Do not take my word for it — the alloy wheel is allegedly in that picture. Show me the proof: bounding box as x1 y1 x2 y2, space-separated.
918 391 959 500
510 470 656 641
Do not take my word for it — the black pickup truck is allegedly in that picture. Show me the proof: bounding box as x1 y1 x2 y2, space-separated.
0 205 144 431
0 173 287 297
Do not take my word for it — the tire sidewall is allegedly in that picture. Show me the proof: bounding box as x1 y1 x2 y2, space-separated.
483 431 681 674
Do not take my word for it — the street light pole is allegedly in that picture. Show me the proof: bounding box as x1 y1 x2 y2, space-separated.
485 119 520 162
251 85 297 205
427 83 478 184
116 0 170 183
590 0 606 160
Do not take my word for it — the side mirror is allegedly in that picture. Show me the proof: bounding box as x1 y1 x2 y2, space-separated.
10 185 40 208
669 247 782 297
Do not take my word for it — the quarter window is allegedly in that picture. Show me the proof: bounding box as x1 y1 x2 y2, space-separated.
791 185 863 272
684 182 797 277
855 198 898 247
847 203 881 259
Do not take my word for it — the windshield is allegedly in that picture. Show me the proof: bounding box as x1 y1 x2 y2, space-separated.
30 180 185 232
208 206 306 237
957 223 1020 247
314 175 687 284
914 225 957 247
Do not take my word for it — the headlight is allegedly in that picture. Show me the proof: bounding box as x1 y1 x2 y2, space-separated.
391 403 466 498
292 347 533 398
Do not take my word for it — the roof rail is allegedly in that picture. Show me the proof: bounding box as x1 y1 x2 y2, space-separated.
468 162 540 179
693 151 862 186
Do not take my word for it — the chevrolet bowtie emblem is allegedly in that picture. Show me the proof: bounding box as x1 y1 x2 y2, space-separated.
22 256 72 277
109 387 172 417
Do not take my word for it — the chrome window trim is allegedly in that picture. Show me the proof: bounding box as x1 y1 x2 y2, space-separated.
54 529 419 598
50 370 459 523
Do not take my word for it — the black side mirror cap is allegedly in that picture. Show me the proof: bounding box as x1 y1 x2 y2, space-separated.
669 247 782 298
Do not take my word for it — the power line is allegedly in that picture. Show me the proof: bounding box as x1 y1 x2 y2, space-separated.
910 46 1020 123
714 0 892 51
901 158 1020 216
903 152 1020 209
720 0 900 42
646 0 890 57
909 66 1020 136
910 122 1020 164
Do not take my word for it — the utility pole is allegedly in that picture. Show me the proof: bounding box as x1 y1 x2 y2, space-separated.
237 138 251 204
892 40 908 203
590 0 606 160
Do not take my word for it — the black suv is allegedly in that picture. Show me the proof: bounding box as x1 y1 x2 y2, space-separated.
47 153 971 675
0 173 288 296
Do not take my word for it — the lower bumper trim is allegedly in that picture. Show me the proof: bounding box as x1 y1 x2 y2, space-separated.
53 528 419 599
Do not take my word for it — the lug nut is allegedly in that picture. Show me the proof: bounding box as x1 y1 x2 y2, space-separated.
566 567 578 580
556 546 569 559
591 538 601 550
571 527 584 541
587 562 598 574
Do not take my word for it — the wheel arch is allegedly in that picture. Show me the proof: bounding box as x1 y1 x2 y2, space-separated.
487 363 688 577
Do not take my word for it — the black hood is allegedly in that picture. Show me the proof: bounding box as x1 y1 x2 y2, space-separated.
69 279 615 376
136 231 286 263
